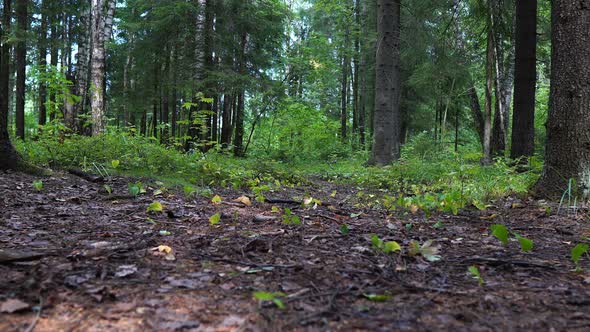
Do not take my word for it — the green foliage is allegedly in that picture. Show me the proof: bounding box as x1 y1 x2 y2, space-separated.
281 208 301 225
490 225 534 252
491 224 510 245
147 201 164 213
253 291 286 309
209 213 222 226
371 235 401 254
572 244 589 271
468 266 484 286
32 180 44 192
363 293 391 302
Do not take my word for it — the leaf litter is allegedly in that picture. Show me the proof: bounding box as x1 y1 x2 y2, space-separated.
1 170 590 330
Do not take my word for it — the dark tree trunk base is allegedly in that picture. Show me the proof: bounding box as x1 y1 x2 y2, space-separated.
0 140 20 170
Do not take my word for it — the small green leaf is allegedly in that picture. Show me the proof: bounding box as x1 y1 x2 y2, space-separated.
211 195 222 204
32 180 43 192
371 235 383 249
128 183 140 197
340 224 350 235
253 291 274 301
147 201 163 213
514 233 534 252
572 243 589 267
103 184 113 194
111 160 120 169
363 293 390 302
272 298 285 309
209 213 221 225
490 224 509 245
433 221 444 229
383 241 401 254
159 230 171 236
468 266 484 286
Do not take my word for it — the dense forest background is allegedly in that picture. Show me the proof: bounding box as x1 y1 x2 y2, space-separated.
1 0 587 203
1 0 549 159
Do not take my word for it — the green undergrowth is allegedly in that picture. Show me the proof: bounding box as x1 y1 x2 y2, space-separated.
15 132 541 215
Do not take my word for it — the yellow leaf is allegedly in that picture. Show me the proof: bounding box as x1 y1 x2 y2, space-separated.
211 195 222 204
410 205 419 214
157 245 172 254
234 196 252 207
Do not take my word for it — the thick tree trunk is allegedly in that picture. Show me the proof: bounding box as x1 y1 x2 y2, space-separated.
534 1 590 197
72 7 91 132
511 0 537 159
0 0 11 131
369 0 401 165
15 0 27 140
90 0 115 136
221 92 233 148
0 0 19 170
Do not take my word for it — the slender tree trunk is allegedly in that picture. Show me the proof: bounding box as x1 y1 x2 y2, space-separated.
467 85 485 149
482 28 494 165
511 0 537 159
38 1 48 128
161 49 170 145
15 0 27 140
369 0 401 165
340 52 348 142
534 1 590 197
233 32 247 157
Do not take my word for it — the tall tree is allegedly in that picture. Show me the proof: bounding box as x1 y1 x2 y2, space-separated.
38 0 48 127
535 1 590 197
14 0 26 140
0 0 19 169
90 0 115 136
369 0 401 165
511 0 537 159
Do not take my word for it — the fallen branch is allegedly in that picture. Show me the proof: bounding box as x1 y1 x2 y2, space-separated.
68 169 105 183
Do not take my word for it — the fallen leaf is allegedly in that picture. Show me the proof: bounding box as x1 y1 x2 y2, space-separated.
234 196 252 206
0 299 29 313
115 264 138 278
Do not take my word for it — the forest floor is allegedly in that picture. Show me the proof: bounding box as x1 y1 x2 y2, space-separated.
1 170 590 331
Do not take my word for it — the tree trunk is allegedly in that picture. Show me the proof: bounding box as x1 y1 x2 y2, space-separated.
0 0 19 170
15 0 27 140
482 28 494 165
511 0 537 159
467 85 485 149
233 32 247 157
38 1 48 128
72 6 91 132
0 0 11 133
221 92 233 148
90 0 115 136
369 0 401 165
534 1 590 197
340 52 348 142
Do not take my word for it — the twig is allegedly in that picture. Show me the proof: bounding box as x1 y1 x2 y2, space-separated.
24 297 43 332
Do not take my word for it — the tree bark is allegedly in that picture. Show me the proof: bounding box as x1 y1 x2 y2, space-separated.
72 6 91 132
90 0 115 136
534 1 590 198
15 0 27 140
233 32 247 157
38 1 48 127
482 28 494 165
340 51 348 142
511 0 537 159
369 0 401 165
